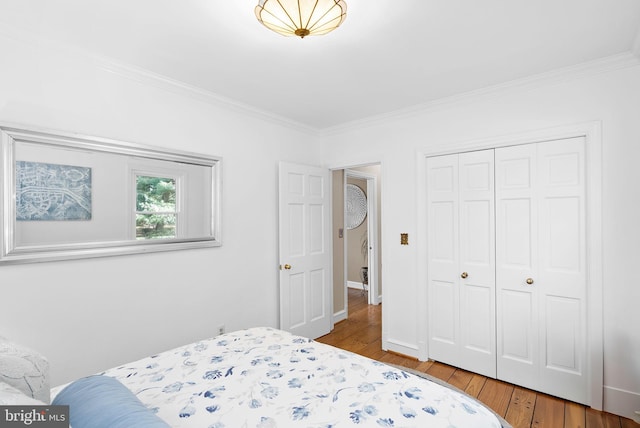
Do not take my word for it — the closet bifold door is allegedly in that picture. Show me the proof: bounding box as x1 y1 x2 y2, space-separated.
426 149 496 378
495 137 588 405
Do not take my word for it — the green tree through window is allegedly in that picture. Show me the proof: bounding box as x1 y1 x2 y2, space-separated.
136 175 177 239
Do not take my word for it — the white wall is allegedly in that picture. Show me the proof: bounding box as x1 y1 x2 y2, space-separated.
0 31 321 386
321 57 640 420
2 24 639 421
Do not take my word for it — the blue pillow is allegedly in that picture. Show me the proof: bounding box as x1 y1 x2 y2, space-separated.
52 375 170 428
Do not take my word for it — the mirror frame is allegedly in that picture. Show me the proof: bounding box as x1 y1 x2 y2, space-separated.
0 124 222 265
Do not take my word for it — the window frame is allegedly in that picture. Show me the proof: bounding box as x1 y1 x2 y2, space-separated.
133 171 182 241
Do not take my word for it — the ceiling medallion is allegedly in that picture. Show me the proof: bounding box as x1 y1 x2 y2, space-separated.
255 0 347 39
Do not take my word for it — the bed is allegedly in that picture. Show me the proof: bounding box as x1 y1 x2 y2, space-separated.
1 327 510 427
46 327 510 427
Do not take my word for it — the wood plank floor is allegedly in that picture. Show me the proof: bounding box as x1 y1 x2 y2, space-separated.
316 288 639 428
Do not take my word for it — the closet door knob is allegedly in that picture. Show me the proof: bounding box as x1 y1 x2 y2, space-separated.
461 272 468 279
526 278 534 285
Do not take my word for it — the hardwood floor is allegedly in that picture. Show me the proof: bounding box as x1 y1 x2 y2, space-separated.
317 288 639 428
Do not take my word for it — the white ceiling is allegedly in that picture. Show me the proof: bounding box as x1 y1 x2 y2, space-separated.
1 0 640 130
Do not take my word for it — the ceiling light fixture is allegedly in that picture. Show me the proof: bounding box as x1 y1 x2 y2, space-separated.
255 0 347 39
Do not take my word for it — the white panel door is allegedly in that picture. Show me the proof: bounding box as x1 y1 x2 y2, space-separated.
495 143 538 387
537 137 587 403
278 162 332 339
427 154 460 367
496 137 587 404
427 150 496 377
458 151 496 377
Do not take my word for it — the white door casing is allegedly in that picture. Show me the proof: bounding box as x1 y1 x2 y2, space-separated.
426 149 496 377
344 169 379 305
278 162 332 339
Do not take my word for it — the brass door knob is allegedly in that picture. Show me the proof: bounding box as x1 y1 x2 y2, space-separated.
461 272 468 279
283 264 292 270
526 278 534 285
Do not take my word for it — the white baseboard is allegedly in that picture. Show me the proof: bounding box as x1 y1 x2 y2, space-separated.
347 280 366 290
383 337 419 359
347 281 382 304
603 385 640 422
333 309 347 324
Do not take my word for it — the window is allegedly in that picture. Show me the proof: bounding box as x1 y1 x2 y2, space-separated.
135 175 178 240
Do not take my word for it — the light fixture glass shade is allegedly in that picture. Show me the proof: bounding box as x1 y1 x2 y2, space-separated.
255 0 347 38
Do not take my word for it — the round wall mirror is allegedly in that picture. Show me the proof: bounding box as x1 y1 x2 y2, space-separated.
346 184 367 229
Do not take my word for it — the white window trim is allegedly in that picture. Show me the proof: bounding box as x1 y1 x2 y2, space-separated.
132 171 184 240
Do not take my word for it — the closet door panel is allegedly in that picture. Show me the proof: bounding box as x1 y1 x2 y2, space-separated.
502 199 533 267
501 290 534 363
496 137 588 404
498 288 537 390
431 280 456 344
495 144 538 387
432 202 456 262
458 150 496 377
545 295 581 372
545 197 581 271
427 150 495 377
427 154 461 367
461 283 493 353
537 137 587 404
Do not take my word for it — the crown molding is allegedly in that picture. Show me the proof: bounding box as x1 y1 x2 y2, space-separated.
2 21 639 137
94 59 319 135
0 22 319 136
322 52 640 136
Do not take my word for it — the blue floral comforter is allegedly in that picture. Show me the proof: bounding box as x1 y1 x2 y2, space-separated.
89 327 504 427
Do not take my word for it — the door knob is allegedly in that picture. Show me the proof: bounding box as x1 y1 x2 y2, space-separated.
282 264 292 270
460 272 468 279
526 278 534 285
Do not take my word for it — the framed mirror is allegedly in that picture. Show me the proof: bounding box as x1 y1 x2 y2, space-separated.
0 125 221 265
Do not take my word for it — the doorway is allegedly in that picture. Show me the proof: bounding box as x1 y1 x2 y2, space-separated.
331 164 381 324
